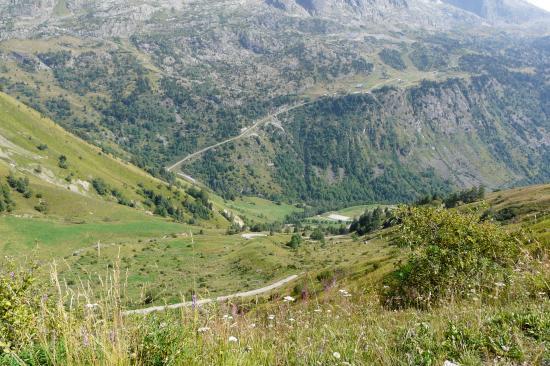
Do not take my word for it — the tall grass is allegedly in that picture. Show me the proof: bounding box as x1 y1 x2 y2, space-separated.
1 257 548 366
1 207 549 365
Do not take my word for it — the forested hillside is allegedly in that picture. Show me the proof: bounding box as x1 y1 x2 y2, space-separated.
188 62 549 206
0 0 548 209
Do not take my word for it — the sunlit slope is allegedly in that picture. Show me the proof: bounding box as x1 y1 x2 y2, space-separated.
0 92 228 256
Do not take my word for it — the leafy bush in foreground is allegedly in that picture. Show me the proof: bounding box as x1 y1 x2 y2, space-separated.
0 261 39 355
381 206 526 309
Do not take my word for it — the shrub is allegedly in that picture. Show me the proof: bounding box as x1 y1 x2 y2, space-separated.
381 207 525 309
0 261 39 354
58 155 68 169
0 184 14 212
494 207 519 222
7 174 29 194
91 178 109 196
287 234 302 249
310 228 325 241
34 200 48 213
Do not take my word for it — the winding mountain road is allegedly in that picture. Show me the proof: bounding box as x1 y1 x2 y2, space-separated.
166 102 307 172
166 79 397 174
123 274 299 316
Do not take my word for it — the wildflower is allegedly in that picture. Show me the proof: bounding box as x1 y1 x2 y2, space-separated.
81 328 90 347
333 351 341 359
495 282 505 288
443 361 458 366
501 345 510 352
249 323 256 328
339 289 352 297
228 336 238 343
223 314 234 320
289 318 295 322
268 314 275 320
283 295 295 302
84 303 99 309
197 327 210 333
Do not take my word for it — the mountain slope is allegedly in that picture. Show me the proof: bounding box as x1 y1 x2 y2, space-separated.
0 0 548 209
187 67 549 205
0 91 228 247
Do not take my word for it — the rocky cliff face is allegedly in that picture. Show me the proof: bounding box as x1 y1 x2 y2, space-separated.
0 0 548 41
266 0 408 17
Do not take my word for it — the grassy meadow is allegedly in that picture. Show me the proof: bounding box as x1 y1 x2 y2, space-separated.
0 192 548 365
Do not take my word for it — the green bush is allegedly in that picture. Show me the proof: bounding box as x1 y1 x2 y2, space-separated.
6 174 29 194
58 155 68 169
310 228 324 241
0 184 14 213
381 207 525 309
34 200 48 213
0 261 39 354
92 178 109 196
287 233 302 249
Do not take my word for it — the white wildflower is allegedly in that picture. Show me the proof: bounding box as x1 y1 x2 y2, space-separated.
333 351 341 359
443 361 458 366
283 295 295 302
289 318 295 322
84 303 99 309
268 314 275 320
197 327 210 333
249 323 256 328
228 336 238 343
495 282 505 288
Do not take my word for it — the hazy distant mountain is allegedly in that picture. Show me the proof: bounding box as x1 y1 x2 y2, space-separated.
1 0 548 41
442 0 549 23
